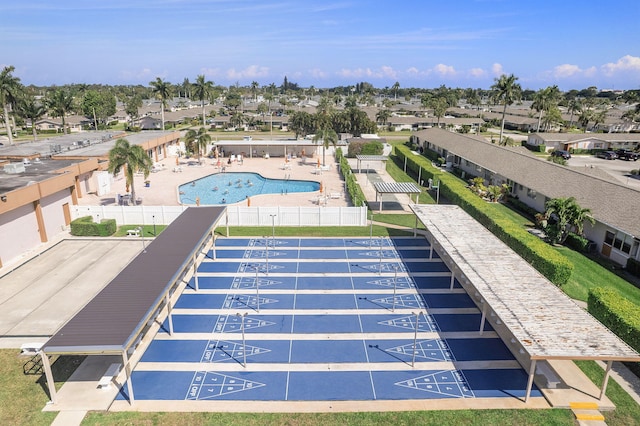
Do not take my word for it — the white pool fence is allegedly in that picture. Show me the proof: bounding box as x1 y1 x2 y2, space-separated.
71 205 368 227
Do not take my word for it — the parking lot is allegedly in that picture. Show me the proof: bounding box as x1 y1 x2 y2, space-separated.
565 154 640 190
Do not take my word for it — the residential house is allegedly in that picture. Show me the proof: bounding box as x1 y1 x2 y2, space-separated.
412 128 640 267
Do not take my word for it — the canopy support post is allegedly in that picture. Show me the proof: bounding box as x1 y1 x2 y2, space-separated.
600 360 613 399
40 350 57 404
525 359 537 403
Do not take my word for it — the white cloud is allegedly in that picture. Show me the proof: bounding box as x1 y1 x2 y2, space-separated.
433 63 456 76
601 55 640 76
552 64 582 78
491 63 504 76
406 67 420 75
308 68 328 79
119 68 160 81
380 66 398 79
468 67 486 78
226 65 269 80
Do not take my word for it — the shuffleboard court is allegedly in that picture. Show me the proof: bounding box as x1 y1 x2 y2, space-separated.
123 237 542 404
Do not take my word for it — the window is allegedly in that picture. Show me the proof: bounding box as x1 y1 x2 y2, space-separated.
526 188 537 199
608 230 634 255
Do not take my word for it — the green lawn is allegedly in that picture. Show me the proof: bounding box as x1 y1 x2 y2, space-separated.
555 246 640 304
0 350 84 426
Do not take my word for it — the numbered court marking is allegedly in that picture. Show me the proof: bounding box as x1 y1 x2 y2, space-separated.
222 294 279 309
186 371 265 400
378 314 439 332
213 314 275 333
231 276 282 290
396 370 474 398
238 262 284 274
357 262 406 273
200 340 271 363
366 276 414 289
371 294 427 309
386 339 454 362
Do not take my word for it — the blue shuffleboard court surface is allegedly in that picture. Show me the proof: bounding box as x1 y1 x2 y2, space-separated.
121 237 542 405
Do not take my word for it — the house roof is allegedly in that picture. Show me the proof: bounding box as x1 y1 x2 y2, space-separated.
531 132 640 143
413 128 640 238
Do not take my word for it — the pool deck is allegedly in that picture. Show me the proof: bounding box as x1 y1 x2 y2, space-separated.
78 152 415 211
78 155 352 208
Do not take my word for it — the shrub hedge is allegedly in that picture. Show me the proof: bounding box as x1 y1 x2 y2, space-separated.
394 144 573 286
70 215 116 237
588 287 640 375
565 233 590 253
335 148 366 207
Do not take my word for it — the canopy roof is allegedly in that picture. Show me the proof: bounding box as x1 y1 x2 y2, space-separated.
411 204 640 362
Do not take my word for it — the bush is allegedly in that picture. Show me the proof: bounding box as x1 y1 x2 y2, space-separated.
523 143 546 153
70 215 116 237
565 233 590 253
335 148 366 207
588 287 640 376
627 258 640 279
394 144 573 286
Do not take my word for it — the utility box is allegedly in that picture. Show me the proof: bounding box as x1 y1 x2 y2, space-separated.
4 163 26 174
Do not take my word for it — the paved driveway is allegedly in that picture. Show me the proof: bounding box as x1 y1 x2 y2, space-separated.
0 239 142 348
567 154 640 190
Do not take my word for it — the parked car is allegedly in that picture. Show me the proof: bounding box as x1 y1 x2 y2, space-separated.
615 149 639 161
596 151 618 160
551 150 571 160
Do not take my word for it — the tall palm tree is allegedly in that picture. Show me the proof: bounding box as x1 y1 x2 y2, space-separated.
567 99 582 128
392 81 400 100
16 94 46 141
250 81 259 101
313 126 338 167
490 74 522 145
149 77 172 130
0 66 23 145
192 74 214 126
376 109 391 126
107 138 152 204
184 127 211 161
46 89 74 134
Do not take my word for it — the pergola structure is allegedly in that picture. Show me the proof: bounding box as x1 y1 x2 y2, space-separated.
411 204 640 402
355 154 388 174
40 206 226 405
373 182 421 213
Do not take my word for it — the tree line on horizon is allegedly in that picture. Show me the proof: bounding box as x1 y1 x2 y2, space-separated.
2 64 640 146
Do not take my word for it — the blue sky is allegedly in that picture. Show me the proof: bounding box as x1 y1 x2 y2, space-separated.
1 0 639 90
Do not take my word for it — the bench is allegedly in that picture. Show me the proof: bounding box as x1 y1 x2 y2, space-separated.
20 342 44 356
98 363 121 389
126 229 140 237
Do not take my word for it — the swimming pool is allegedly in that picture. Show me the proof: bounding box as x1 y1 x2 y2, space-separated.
179 172 320 205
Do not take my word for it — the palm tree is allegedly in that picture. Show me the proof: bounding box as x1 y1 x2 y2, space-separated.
490 74 522 145
430 97 448 127
46 89 74 134
184 127 211 161
578 109 593 132
0 66 23 145
250 81 259 101
531 86 559 132
376 109 391 126
107 138 152 204
192 74 214 126
567 99 582 128
16 94 46 141
543 197 594 245
392 81 400 100
124 94 143 128
149 77 172 130
313 126 338 167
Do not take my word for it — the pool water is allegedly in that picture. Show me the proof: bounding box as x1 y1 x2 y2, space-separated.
179 172 320 205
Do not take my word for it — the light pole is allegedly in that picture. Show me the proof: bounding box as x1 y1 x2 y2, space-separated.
270 214 276 243
412 311 420 367
369 210 373 248
152 214 156 236
378 239 383 275
254 264 260 312
236 312 248 367
138 226 146 253
264 236 269 276
392 265 398 312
